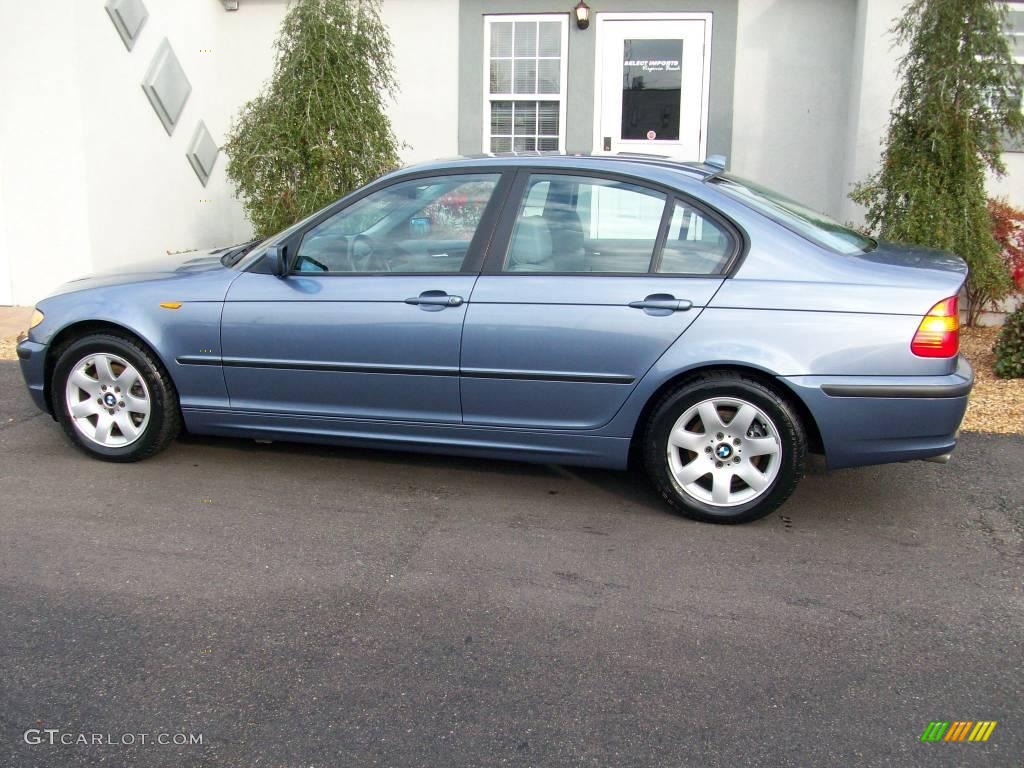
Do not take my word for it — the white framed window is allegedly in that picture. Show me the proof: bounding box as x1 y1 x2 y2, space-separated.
1002 2 1024 148
483 14 569 153
1005 2 1024 65
1005 3 1024 84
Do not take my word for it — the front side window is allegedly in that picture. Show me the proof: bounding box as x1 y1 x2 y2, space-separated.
504 174 667 273
714 174 874 255
295 174 500 273
485 15 568 153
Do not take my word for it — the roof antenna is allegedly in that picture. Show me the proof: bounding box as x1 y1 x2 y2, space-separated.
702 153 728 183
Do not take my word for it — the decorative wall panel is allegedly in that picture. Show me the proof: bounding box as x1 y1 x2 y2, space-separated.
141 39 191 136
186 121 219 186
105 0 148 51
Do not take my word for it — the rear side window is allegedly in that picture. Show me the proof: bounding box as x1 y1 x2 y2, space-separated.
502 173 736 275
657 200 735 275
503 174 667 273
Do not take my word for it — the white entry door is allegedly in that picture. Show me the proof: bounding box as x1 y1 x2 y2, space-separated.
594 14 712 161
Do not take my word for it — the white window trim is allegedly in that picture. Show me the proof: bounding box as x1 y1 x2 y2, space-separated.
482 14 569 154
1002 2 1024 150
1006 2 1024 66
1007 4 1024 53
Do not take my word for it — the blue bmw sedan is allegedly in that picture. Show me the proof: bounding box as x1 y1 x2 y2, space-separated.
17 155 972 523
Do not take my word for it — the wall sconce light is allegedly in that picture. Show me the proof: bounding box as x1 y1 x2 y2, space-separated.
573 1 591 30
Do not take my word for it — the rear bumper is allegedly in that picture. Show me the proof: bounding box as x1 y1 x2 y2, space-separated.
782 357 973 470
16 337 49 414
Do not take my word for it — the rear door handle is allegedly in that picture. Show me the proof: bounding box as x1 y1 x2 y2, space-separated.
404 290 463 310
628 295 693 312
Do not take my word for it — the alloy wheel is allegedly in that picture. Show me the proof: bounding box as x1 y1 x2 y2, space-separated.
665 396 782 507
64 352 152 447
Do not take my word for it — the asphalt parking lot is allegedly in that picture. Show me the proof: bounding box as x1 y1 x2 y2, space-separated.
0 360 1021 768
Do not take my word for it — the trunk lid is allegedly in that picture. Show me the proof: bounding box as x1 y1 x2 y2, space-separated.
854 240 968 282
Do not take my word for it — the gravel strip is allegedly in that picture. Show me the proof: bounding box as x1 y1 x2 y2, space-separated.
960 325 1024 434
0 336 17 362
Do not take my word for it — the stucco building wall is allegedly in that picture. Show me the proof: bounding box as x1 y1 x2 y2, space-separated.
0 0 1021 306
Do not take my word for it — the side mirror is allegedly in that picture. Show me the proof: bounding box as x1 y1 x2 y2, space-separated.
267 245 289 278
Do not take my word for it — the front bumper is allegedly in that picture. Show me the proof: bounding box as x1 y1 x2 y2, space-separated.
16 336 49 414
782 357 973 469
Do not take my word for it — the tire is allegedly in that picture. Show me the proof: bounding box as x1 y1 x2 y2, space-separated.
642 371 806 524
53 333 181 462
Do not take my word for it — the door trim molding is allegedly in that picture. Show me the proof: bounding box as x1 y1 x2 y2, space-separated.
592 11 713 161
178 356 461 377
177 355 635 385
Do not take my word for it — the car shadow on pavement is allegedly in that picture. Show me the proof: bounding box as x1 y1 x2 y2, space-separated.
177 431 574 479
165 428 928 524
175 431 672 512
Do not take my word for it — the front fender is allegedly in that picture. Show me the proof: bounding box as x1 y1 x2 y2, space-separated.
31 269 237 412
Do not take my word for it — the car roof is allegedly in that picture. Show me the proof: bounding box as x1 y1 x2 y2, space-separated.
390 153 721 184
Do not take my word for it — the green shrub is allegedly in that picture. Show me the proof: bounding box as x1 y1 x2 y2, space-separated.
224 0 400 238
994 305 1024 378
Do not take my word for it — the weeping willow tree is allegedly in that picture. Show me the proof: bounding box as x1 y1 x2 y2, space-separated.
224 0 401 237
851 0 1024 324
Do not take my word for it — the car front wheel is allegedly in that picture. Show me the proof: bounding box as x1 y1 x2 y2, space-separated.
643 372 806 524
53 333 181 462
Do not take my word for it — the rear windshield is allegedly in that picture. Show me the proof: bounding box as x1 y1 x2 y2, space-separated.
713 173 875 255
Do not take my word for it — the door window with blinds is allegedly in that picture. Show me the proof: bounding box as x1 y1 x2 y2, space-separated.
484 15 569 153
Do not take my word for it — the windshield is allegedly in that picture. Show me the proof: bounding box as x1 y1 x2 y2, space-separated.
713 173 875 255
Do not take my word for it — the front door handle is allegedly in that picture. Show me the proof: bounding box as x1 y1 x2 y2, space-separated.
404 290 463 310
628 294 693 312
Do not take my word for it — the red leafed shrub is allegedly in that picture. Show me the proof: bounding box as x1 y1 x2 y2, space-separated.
989 198 1024 293
966 198 1024 326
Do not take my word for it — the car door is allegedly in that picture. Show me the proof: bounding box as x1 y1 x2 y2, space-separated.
221 171 507 423
460 170 736 430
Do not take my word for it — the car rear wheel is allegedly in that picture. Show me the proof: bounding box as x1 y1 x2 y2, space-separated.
53 333 181 462
643 372 806 524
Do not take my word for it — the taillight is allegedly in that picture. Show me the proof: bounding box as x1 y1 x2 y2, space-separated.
911 296 959 357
